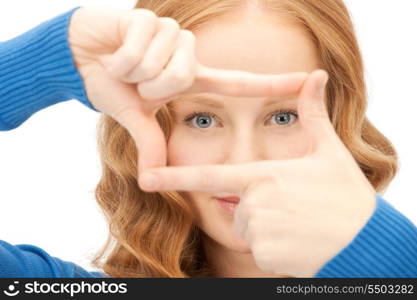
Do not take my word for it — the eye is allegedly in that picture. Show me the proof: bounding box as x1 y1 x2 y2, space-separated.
267 109 298 126
183 111 221 129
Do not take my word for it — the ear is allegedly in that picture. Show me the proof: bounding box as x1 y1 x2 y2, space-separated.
296 70 337 153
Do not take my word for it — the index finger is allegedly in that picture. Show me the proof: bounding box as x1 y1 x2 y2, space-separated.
189 63 308 97
138 163 266 194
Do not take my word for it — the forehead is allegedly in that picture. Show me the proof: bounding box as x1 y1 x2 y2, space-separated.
193 10 320 75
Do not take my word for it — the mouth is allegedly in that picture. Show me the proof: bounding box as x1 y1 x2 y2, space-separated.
212 196 240 203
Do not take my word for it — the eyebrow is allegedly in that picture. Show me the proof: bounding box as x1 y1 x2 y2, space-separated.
172 94 293 109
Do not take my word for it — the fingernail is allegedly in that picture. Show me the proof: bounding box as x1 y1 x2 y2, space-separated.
316 74 329 99
319 72 329 94
140 172 159 190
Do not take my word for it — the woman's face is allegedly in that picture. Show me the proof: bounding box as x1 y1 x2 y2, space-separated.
167 11 320 253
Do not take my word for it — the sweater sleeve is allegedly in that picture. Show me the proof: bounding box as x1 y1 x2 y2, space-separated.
0 240 106 278
0 6 98 131
314 194 417 277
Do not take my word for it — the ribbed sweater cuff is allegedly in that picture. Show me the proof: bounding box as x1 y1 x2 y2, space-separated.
314 194 417 277
0 7 97 131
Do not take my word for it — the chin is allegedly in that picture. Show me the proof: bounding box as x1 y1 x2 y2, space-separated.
211 228 253 253
229 235 252 253
201 225 253 254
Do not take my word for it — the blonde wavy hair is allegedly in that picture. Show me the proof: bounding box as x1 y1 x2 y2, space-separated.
91 0 398 277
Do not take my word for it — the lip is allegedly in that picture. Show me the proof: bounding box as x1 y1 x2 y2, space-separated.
213 196 240 203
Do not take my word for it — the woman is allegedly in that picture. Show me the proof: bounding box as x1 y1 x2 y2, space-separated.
0 0 416 278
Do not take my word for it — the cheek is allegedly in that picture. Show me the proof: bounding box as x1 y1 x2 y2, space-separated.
264 129 311 160
167 129 223 166
167 128 250 252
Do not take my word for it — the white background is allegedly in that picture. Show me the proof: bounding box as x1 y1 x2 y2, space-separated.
0 0 416 272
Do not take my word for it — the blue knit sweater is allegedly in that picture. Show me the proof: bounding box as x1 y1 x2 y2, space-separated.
0 7 416 278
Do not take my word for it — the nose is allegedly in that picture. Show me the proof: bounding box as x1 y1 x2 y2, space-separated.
222 128 266 165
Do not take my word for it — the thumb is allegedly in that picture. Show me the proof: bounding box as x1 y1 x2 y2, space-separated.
87 66 168 173
135 114 167 172
297 69 336 153
112 107 167 174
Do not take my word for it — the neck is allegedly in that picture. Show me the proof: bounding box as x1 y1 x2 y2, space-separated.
202 233 290 278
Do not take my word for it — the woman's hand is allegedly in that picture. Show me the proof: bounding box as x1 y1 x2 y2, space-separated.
138 70 377 278
68 7 307 173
